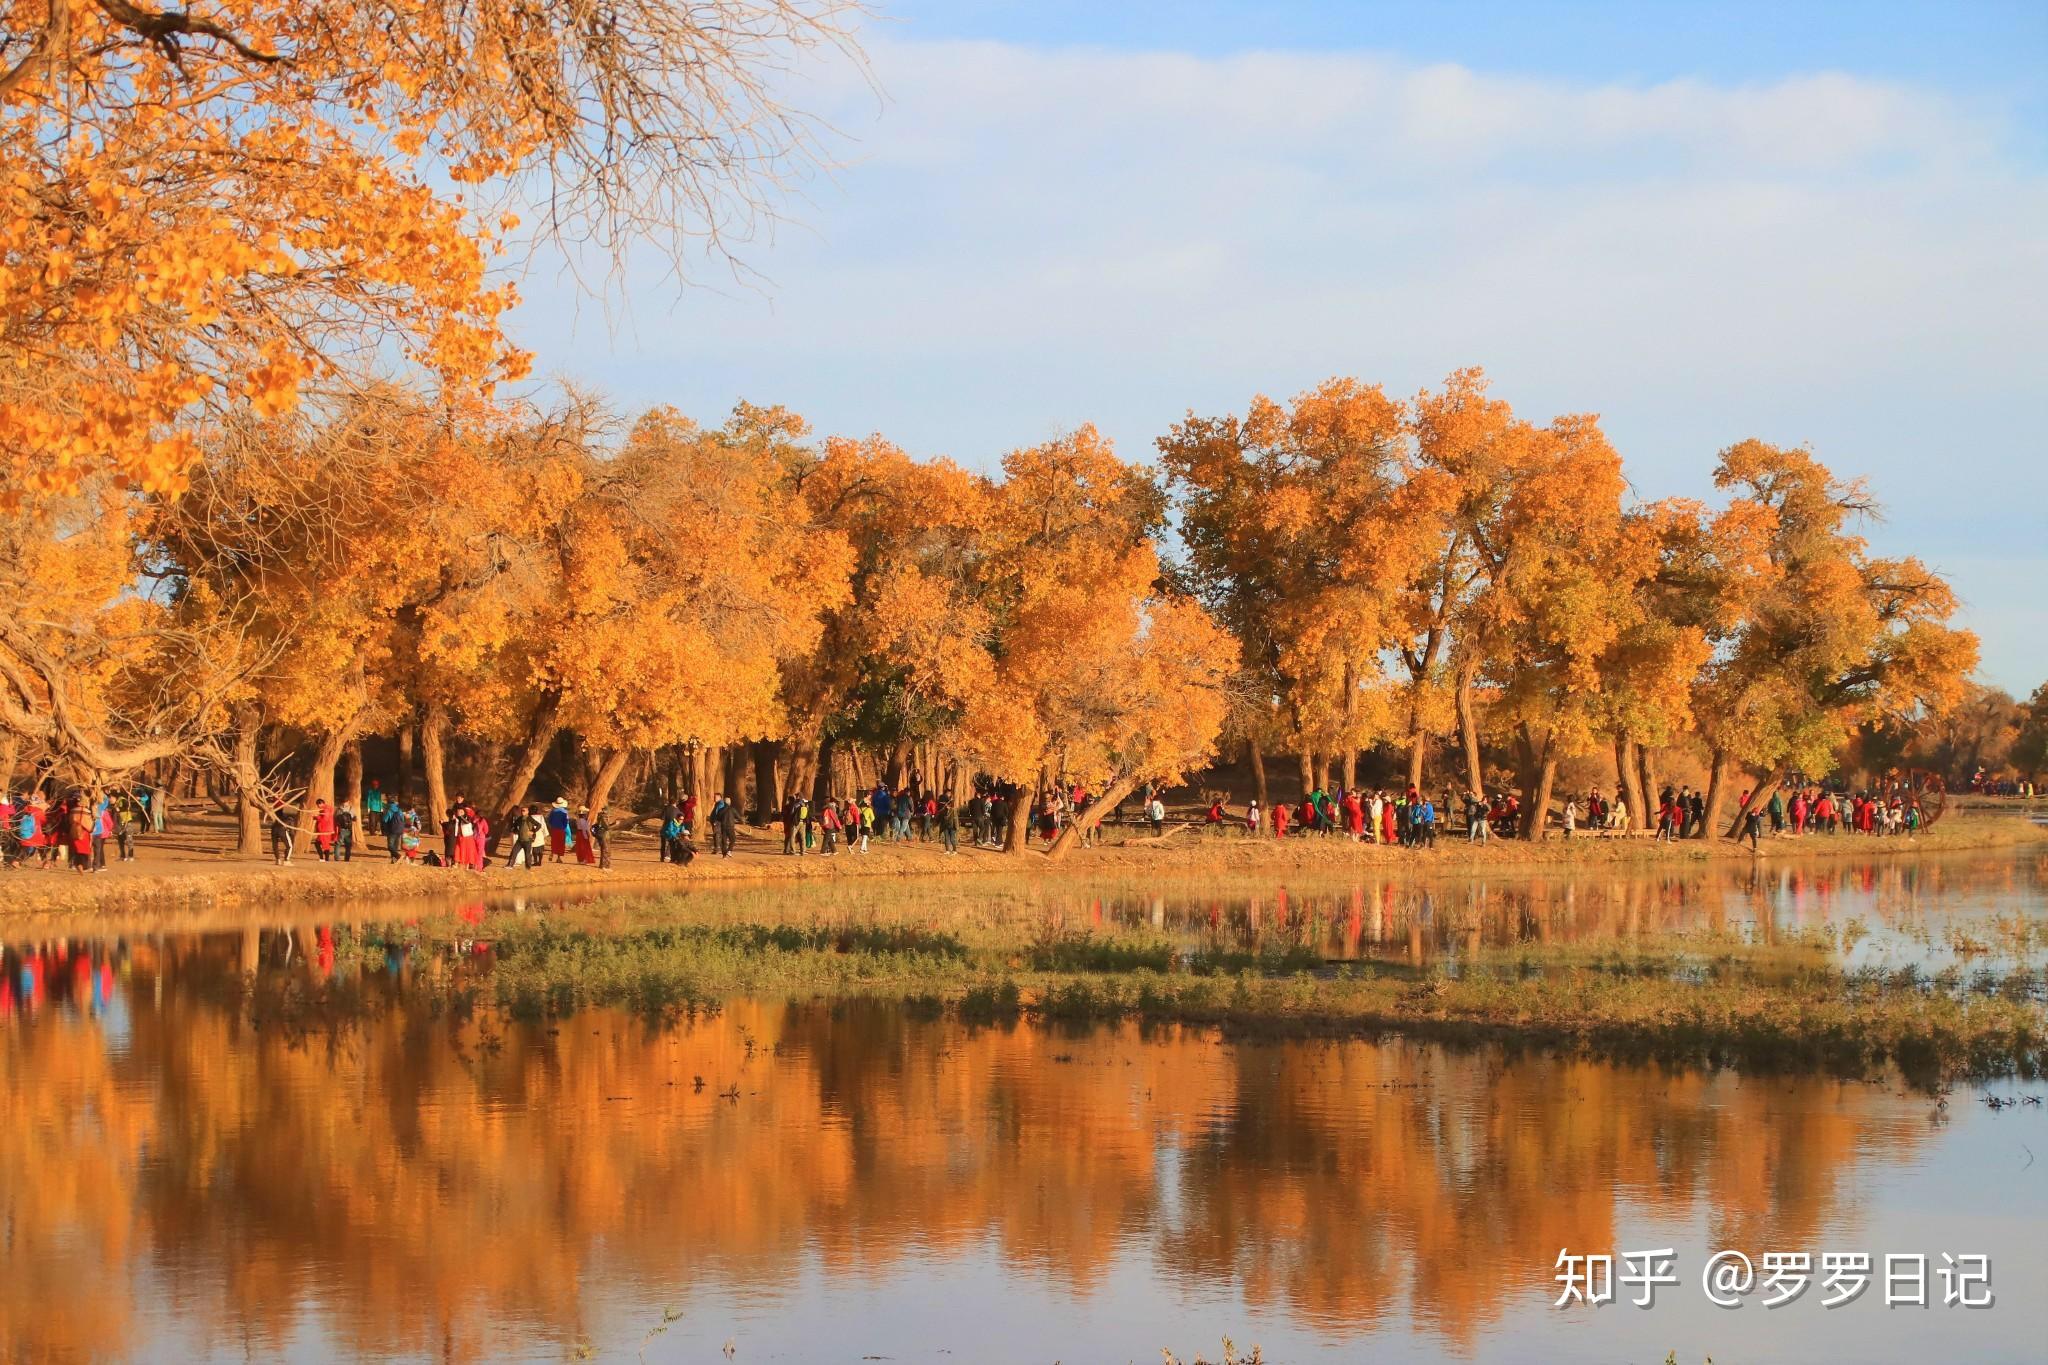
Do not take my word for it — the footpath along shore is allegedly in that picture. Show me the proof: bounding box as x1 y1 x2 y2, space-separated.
3 806 2043 919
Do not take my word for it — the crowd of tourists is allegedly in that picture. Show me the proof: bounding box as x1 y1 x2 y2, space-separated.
272 782 619 871
1175 778 1937 850
767 788 958 856
1967 770 2038 798
0 763 1961 878
0 787 158 872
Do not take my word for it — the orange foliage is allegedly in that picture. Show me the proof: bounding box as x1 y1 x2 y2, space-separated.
1 0 857 498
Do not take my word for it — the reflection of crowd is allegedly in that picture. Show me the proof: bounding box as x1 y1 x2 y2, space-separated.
1 939 125 1017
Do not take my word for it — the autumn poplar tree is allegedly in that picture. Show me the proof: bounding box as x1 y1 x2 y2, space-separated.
2 0 864 773
532 405 852 816
1474 413 1646 835
1160 379 1418 795
1698 439 1977 835
883 427 1235 855
1398 369 1535 793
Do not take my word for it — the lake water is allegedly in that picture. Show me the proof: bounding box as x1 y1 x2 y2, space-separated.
5 848 2046 1362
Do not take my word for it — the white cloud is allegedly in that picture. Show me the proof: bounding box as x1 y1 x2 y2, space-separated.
513 37 2048 687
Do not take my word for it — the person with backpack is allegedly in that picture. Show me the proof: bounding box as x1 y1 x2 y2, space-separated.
713 793 738 857
112 787 141 862
820 798 841 855
90 794 115 871
334 801 356 861
782 794 803 855
938 794 959 852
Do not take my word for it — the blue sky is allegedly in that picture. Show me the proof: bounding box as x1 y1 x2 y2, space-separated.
513 1 2047 692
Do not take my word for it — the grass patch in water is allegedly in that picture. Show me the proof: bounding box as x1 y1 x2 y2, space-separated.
333 907 2046 1085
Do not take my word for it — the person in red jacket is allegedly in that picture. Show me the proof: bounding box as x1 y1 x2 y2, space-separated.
1272 802 1290 838
314 800 337 861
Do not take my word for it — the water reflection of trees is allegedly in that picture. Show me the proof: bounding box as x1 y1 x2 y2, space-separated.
1053 853 2048 964
2 929 1932 1360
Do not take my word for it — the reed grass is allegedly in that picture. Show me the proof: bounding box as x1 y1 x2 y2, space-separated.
332 902 2048 1085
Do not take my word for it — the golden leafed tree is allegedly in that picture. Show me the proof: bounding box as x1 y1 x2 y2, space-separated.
533 404 853 814
1159 378 1418 796
1 1 864 780
881 426 1235 855
1 0 862 497
1699 439 1977 834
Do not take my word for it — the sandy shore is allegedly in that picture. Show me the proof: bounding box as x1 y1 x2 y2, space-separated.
3 805 2041 920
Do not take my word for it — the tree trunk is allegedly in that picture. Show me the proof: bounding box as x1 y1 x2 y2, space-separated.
1340 748 1356 791
398 721 417 800
1614 735 1645 833
1406 730 1426 789
1248 738 1268 808
729 746 753 811
231 702 265 855
1524 752 1558 840
1004 777 1035 855
0 732 14 793
1454 657 1484 799
811 734 838 807
779 743 807 811
420 702 450 825
162 757 187 825
1637 746 1660 822
883 738 909 789
751 740 783 824
1514 724 1556 839
1296 750 1314 798
295 723 353 841
1048 770 1141 859
342 738 364 814
585 747 631 816
1726 773 1781 839
1700 747 1732 841
496 695 559 815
